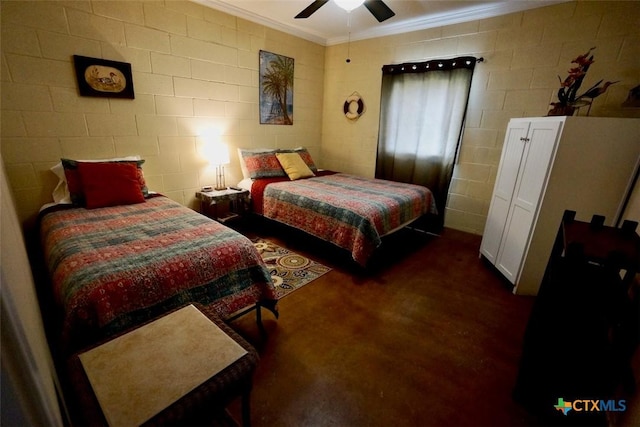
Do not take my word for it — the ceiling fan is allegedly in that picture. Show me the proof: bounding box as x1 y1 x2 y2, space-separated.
295 0 396 23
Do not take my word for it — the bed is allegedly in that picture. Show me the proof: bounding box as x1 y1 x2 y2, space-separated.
40 157 277 354
238 148 437 266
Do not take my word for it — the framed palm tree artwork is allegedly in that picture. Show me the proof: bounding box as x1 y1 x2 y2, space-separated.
259 50 294 125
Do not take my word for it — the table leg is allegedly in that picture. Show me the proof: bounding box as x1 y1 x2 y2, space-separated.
241 388 251 427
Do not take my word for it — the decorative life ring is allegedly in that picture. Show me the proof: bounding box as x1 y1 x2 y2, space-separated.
343 92 365 120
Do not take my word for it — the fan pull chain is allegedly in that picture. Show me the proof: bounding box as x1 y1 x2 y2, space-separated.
346 12 352 63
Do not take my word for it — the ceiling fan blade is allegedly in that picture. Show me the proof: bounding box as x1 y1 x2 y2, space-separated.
363 0 395 22
295 0 330 18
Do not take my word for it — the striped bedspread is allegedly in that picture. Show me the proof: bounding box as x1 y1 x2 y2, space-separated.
261 173 436 265
40 196 276 353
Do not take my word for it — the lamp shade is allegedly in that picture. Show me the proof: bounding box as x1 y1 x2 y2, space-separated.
209 143 230 166
334 0 365 12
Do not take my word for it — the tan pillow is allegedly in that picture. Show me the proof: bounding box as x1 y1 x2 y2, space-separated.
275 152 315 180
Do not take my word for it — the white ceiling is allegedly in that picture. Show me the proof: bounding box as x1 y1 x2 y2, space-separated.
195 0 568 45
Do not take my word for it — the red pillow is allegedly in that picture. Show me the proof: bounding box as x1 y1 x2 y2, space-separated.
61 158 148 206
77 162 146 209
242 152 286 179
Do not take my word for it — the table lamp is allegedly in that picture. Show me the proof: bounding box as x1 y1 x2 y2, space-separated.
209 142 230 191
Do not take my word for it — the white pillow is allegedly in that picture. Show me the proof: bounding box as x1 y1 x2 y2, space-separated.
50 155 141 204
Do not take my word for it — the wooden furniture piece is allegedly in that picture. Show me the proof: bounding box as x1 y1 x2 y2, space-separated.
513 211 639 424
196 188 251 223
67 303 259 427
480 116 640 295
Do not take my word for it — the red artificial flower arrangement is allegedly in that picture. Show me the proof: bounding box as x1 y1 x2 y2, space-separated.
549 47 618 116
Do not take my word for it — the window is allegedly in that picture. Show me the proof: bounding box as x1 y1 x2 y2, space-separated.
376 56 479 230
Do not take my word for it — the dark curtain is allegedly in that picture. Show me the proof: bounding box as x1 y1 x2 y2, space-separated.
376 56 478 230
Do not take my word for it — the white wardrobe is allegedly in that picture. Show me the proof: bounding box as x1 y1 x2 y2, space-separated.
480 116 640 296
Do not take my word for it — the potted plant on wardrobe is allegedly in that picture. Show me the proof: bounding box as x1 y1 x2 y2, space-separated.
548 47 619 116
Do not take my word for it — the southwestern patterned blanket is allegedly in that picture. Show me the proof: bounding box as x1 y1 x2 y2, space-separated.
253 173 436 266
40 196 276 353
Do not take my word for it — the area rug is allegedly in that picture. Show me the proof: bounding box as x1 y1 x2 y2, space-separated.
253 239 331 299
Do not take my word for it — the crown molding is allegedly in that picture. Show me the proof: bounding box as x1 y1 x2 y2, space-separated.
326 0 569 45
195 0 569 47
195 0 328 45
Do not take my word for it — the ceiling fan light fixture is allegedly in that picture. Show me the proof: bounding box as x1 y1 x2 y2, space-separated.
334 0 365 12
295 0 394 22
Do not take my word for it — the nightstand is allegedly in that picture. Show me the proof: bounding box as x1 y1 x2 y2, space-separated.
196 188 250 223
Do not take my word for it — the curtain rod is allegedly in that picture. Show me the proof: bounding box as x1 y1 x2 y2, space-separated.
382 56 482 75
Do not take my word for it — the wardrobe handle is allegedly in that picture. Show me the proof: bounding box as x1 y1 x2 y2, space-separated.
520 137 530 143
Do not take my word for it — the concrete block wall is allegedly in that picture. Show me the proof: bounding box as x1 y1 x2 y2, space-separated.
2 1 639 236
1 0 325 228
321 1 640 234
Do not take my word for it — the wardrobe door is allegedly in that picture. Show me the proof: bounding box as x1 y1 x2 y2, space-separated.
495 120 562 283
480 121 529 264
